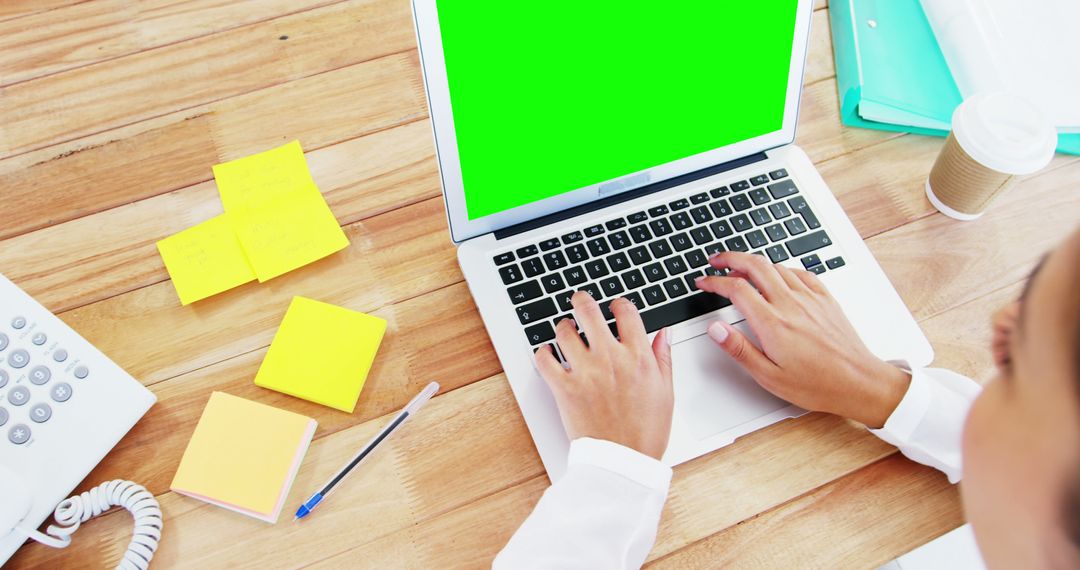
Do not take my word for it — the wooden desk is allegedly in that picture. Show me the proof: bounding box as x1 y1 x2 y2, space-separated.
2 1 1077 567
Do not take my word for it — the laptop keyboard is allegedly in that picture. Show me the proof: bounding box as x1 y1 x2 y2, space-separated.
491 169 846 359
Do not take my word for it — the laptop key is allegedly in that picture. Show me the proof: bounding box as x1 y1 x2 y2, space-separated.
516 298 557 325
808 264 827 275
639 292 732 333
585 259 609 279
765 223 787 242
749 188 771 205
628 211 648 224
671 212 693 231
648 239 673 258
624 291 645 310
524 322 556 345
587 237 611 256
499 264 523 285
746 230 768 249
608 230 631 250
684 270 705 291
664 278 689 298
555 291 575 311
710 220 733 239
690 227 712 245
786 230 832 257
522 257 545 277
750 174 770 186
767 179 799 199
709 199 733 218
629 224 652 244
643 263 667 283
561 231 583 244
648 205 669 217
769 202 792 219
566 244 589 263
493 252 514 265
766 245 789 263
541 273 565 294
690 192 709 204
585 224 605 237
705 243 725 256
750 208 771 226
669 198 690 211
731 214 753 233
784 217 807 236
725 236 749 252
563 266 588 286
669 232 693 252
769 168 788 180
579 282 602 300
607 252 630 273
664 256 688 275
731 194 752 211
787 196 821 229
649 218 673 237
539 238 560 251
642 285 667 306
628 245 651 265
606 218 627 230
507 280 542 304
516 245 538 258
622 269 646 290
826 256 846 269
801 254 822 269
710 186 730 198
731 180 750 192
544 251 567 271
685 249 709 268
690 205 713 225
600 277 624 297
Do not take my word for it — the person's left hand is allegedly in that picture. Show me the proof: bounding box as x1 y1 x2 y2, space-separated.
534 292 674 460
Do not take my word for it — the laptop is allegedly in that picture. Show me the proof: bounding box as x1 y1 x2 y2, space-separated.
411 0 933 479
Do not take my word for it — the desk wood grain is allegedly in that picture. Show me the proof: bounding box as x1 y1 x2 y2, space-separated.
2 1 1076 568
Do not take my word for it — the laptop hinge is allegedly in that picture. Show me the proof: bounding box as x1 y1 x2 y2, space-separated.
493 152 768 240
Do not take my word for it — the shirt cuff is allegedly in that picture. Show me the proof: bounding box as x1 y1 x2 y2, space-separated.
567 438 673 492
870 366 933 443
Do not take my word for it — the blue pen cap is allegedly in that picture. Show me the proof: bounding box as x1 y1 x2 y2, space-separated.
295 493 323 519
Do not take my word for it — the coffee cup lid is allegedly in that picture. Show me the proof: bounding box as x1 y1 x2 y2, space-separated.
951 92 1058 175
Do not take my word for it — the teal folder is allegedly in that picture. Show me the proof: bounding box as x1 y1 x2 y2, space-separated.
830 0 1079 155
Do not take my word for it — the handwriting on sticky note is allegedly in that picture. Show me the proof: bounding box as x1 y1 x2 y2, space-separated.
156 215 256 305
213 141 320 212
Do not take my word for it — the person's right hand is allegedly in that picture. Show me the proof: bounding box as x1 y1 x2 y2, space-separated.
695 252 910 429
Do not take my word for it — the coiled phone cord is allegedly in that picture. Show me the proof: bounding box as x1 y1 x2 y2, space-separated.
21 480 162 570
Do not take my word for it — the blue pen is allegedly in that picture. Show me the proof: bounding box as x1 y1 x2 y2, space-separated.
294 381 440 520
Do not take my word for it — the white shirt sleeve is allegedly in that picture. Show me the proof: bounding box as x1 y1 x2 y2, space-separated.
869 366 982 483
494 437 672 570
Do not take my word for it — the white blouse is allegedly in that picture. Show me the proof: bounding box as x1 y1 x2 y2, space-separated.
495 367 982 569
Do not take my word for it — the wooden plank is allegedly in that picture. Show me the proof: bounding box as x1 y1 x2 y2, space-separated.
0 0 416 159
0 0 345 87
0 0 86 22
0 118 438 311
648 455 963 569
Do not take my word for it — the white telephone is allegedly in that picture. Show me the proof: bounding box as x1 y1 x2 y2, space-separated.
0 273 159 567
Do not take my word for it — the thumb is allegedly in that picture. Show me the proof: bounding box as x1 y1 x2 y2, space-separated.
651 327 673 383
706 321 774 378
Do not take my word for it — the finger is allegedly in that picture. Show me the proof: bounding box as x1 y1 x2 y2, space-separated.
706 320 777 380
572 290 614 348
611 297 648 348
774 263 809 292
554 317 587 365
793 268 828 295
695 275 775 327
534 344 567 384
651 327 674 383
709 252 789 300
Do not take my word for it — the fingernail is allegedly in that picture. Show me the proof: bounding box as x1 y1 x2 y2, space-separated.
708 252 723 261
707 321 729 343
694 275 706 283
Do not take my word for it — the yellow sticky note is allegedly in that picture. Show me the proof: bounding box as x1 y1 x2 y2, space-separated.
156 215 257 305
227 189 350 281
171 392 317 523
213 141 319 212
255 296 387 413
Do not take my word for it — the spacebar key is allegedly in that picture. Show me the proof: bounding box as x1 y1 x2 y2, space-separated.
640 293 732 333
785 230 832 257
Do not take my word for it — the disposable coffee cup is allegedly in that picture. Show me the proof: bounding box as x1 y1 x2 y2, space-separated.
926 92 1057 221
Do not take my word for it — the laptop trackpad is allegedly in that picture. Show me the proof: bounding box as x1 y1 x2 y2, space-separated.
671 322 790 440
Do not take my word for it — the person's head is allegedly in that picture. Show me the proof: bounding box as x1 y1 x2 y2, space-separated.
962 226 1080 569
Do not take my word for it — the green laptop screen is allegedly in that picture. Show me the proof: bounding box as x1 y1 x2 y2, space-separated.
436 2 798 220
